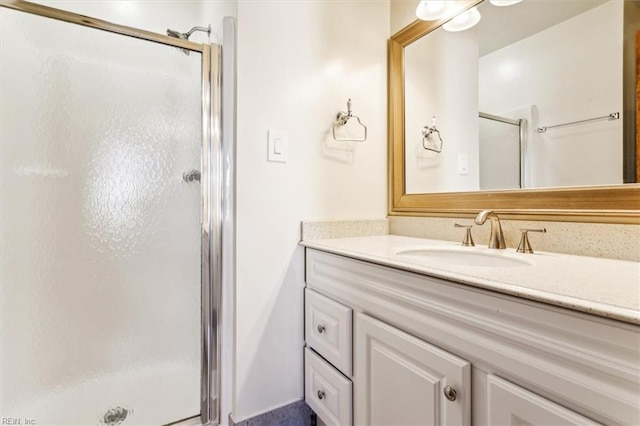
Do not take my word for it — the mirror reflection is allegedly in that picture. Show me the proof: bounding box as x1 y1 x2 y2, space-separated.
405 0 636 194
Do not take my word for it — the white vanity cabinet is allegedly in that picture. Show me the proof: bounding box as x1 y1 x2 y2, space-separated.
304 248 640 426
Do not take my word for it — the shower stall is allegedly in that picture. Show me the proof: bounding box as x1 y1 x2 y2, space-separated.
478 112 527 191
0 1 223 425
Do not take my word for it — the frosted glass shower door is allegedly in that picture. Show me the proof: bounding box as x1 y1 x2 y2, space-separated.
1 8 203 425
479 118 521 191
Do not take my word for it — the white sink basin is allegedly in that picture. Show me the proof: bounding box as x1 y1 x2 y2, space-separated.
396 248 532 268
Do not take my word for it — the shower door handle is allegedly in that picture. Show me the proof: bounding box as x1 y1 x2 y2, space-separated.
183 170 201 182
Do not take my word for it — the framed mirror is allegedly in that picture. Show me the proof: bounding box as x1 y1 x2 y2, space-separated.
389 0 640 223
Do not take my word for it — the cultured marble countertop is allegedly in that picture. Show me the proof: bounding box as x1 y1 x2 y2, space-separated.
301 235 640 325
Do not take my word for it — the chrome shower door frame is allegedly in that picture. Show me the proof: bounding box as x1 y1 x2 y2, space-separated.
201 42 223 426
479 112 527 189
0 1 222 425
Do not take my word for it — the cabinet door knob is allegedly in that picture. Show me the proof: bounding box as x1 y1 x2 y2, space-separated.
317 390 325 400
317 324 326 334
443 385 457 401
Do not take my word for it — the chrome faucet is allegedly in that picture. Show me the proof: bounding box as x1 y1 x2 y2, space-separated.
474 210 506 249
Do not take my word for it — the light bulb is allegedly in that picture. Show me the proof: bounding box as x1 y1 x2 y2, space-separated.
442 7 481 32
415 1 450 21
489 0 523 6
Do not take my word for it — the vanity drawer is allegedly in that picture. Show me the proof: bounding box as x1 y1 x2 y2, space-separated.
305 288 352 376
305 347 353 426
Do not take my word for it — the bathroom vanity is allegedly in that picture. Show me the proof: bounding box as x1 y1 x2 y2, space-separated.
301 235 640 426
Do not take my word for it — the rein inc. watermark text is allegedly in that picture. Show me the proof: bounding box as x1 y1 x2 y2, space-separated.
1 418 36 425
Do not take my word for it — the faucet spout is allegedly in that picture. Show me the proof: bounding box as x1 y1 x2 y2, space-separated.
474 210 506 249
474 210 493 225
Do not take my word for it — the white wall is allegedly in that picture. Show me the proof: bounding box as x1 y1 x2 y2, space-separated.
234 0 389 421
391 0 417 35
479 1 623 188
404 26 480 194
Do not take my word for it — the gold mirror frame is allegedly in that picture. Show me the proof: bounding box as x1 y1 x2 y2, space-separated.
389 0 640 224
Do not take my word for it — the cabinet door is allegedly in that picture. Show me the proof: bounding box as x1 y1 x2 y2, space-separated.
354 313 471 426
487 375 601 425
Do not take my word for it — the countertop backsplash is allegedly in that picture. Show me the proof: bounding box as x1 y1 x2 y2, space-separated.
301 219 389 241
300 217 640 262
389 216 640 262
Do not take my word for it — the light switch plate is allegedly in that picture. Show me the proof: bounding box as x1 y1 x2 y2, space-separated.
268 130 288 163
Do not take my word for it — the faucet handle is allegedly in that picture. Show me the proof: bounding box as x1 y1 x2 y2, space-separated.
454 223 475 247
516 228 547 254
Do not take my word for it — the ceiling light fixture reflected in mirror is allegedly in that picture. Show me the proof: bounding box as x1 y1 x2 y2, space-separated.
489 0 523 6
416 0 451 21
443 7 481 32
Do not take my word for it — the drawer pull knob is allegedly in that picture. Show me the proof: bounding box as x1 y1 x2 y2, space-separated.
317 324 326 334
443 385 457 401
317 390 325 400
